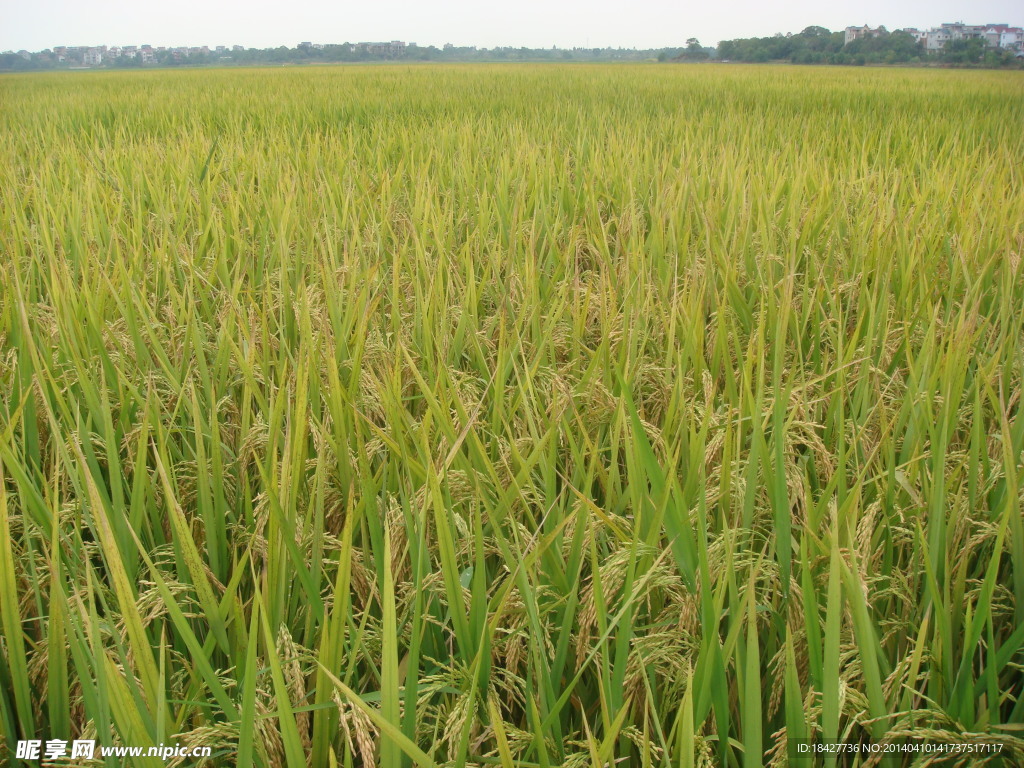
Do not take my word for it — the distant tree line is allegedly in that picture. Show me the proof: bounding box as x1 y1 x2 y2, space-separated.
4 29 1020 72
658 38 713 62
714 26 1021 67
0 44 680 71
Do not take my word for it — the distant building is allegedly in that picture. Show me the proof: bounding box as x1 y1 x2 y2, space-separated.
844 25 886 45
922 21 1023 50
356 40 407 57
926 23 970 50
846 21 1023 51
997 27 1024 50
899 28 928 44
83 48 102 65
982 24 1011 47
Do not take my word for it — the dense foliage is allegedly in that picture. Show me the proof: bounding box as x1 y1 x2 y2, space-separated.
1 64 1023 767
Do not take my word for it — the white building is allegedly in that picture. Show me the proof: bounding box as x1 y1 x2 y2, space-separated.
997 27 1024 50
83 48 102 65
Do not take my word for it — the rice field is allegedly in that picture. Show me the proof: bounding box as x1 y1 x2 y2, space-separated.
1 63 1023 766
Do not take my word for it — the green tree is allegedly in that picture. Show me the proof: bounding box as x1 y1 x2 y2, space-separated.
682 38 709 60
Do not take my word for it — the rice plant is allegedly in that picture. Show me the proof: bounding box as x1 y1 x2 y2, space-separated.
1 63 1023 766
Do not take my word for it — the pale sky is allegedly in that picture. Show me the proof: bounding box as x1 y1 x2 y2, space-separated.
1 0 1021 52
